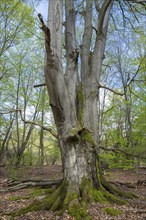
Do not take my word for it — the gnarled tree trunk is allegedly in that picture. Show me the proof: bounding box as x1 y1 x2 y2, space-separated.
12 1 135 219
41 0 113 190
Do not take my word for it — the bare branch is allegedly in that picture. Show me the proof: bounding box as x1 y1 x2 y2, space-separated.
34 83 46 88
98 83 124 96
129 86 146 101
0 109 58 138
94 0 101 12
38 13 52 52
100 146 146 160
127 58 145 86
124 0 146 4
98 0 113 33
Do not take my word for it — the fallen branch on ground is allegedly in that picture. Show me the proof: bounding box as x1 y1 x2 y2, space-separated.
0 179 62 192
110 179 146 189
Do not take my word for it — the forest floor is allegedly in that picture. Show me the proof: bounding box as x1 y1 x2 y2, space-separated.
0 165 146 220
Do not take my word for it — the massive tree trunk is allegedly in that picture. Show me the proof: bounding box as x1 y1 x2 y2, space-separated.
40 0 113 187
9 1 137 219
12 0 134 218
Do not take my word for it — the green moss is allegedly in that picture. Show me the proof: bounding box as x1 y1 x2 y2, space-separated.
102 190 127 205
10 195 31 201
102 207 123 216
30 188 44 197
80 177 107 204
9 196 21 201
80 177 126 205
80 176 128 205
101 176 137 199
64 192 78 207
85 216 93 220
68 202 91 220
77 86 84 125
8 176 135 220
92 189 107 203
9 180 68 219
70 127 79 136
82 130 95 146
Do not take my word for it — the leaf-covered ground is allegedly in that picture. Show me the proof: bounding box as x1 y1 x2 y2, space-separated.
0 165 146 220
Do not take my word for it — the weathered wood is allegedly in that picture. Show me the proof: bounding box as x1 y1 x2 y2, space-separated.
0 179 62 192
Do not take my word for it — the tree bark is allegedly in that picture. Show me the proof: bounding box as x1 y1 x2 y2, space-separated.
11 0 135 218
8 1 138 218
39 0 114 195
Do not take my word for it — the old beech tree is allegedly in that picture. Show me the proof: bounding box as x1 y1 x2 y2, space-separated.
40 0 111 186
29 0 139 218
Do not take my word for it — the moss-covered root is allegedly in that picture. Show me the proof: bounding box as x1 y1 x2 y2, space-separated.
8 177 135 220
8 180 93 220
101 176 138 200
8 180 68 220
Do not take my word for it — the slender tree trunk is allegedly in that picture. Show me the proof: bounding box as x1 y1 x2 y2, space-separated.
0 115 14 165
118 52 137 170
15 104 38 166
39 87 45 174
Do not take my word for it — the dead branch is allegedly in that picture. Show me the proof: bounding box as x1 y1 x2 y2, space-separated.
0 179 62 192
110 179 146 188
34 83 46 88
38 13 52 52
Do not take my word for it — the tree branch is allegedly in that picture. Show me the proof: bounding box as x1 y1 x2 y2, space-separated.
94 0 101 12
34 83 46 88
98 83 124 96
127 59 144 86
98 0 113 33
100 146 146 159
124 0 146 4
0 109 58 138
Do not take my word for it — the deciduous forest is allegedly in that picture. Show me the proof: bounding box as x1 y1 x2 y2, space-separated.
0 0 146 219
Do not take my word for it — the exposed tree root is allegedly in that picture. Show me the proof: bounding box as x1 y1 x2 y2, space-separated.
6 177 138 220
101 176 138 199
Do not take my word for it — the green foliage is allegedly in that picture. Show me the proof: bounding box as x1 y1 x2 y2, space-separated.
0 0 34 43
